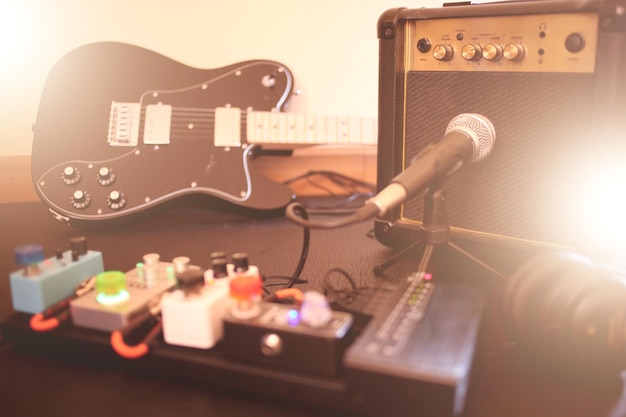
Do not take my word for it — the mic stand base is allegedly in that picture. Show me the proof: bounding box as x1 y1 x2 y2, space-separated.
373 184 506 280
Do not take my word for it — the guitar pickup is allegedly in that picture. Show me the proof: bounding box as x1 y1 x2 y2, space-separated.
143 104 172 145
214 107 242 148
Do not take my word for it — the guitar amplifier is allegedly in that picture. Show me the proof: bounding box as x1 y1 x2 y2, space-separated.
375 0 626 252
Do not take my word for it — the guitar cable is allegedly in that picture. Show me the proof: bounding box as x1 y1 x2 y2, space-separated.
283 170 376 197
262 204 311 292
285 200 379 229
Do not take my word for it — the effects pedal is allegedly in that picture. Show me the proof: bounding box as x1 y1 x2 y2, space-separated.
223 291 353 377
10 237 104 314
343 272 486 417
69 253 188 332
161 252 260 350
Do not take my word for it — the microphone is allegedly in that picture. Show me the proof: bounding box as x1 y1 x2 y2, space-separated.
367 113 496 216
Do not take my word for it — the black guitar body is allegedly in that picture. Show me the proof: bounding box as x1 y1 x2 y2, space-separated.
32 42 295 225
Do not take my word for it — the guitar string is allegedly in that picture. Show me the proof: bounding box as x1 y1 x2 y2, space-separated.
142 107 362 127
152 115 355 137
135 106 372 144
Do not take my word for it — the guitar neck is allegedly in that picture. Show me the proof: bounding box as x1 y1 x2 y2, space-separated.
108 103 377 150
245 111 377 148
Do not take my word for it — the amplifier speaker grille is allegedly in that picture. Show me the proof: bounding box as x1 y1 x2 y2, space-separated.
402 71 595 247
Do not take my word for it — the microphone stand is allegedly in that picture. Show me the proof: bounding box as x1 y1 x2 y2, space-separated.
374 177 506 280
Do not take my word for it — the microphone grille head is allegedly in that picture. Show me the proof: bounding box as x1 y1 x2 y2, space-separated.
445 113 496 163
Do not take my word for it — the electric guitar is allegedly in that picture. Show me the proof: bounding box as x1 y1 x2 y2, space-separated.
31 42 376 225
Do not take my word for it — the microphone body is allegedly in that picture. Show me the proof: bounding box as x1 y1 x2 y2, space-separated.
368 113 495 216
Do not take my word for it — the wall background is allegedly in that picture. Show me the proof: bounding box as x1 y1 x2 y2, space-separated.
0 0 442 156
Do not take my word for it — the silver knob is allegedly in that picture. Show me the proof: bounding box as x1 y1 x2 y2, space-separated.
433 44 454 61
482 43 503 61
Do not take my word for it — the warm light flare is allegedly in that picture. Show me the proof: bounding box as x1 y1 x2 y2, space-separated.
580 164 626 256
0 2 38 76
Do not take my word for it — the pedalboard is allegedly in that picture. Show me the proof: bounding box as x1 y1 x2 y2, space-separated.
3 238 486 417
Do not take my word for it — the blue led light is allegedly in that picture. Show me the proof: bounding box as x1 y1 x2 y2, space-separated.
287 309 300 326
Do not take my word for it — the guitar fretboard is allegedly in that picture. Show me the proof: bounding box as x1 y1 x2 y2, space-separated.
245 111 377 147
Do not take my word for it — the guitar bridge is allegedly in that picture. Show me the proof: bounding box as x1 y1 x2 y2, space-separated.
108 101 140 147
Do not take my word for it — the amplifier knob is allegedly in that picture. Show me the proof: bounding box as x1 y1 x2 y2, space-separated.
71 190 91 209
432 44 454 61
97 167 116 186
503 43 526 61
62 166 81 185
482 43 503 61
461 44 482 61
107 190 127 210
565 33 585 53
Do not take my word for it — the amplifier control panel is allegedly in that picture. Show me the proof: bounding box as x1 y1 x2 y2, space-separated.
406 12 598 72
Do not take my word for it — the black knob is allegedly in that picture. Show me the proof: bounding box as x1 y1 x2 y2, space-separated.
176 269 205 295
565 33 585 53
232 252 249 272
70 236 88 256
210 251 228 261
212 258 229 278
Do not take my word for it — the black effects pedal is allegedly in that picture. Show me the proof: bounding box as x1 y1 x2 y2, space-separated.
343 272 486 417
222 296 354 378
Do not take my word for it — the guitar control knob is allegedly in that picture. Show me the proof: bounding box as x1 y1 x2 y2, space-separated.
62 166 81 185
97 166 116 186
107 190 127 210
71 190 91 209
482 43 503 61
461 44 482 61
503 43 525 61
432 44 454 61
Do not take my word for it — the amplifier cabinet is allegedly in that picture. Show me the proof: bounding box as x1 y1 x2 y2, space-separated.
375 0 626 252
